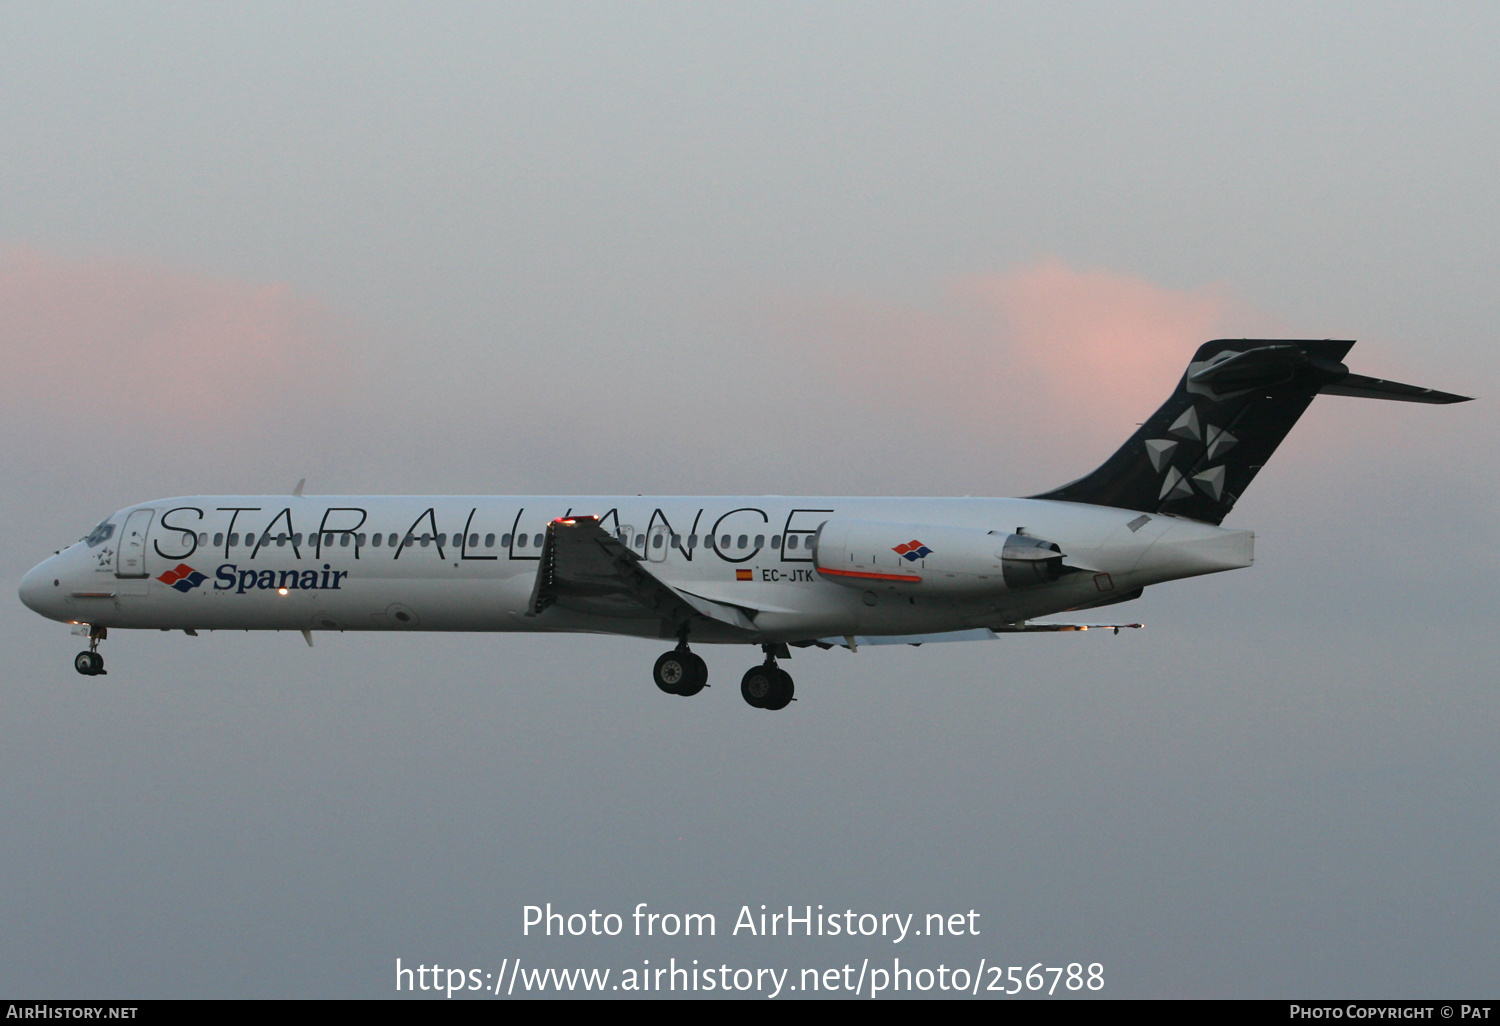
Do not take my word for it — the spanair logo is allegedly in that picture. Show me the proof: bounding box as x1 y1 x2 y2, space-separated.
157 563 208 593
893 540 932 561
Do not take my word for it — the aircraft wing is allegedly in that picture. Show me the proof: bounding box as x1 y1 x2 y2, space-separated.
528 516 759 635
814 622 1143 650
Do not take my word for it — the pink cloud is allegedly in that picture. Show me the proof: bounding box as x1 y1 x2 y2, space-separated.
956 259 1231 428
759 259 1486 506
0 245 349 429
774 258 1246 462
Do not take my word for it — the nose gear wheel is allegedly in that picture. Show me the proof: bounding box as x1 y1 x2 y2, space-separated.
74 627 107 676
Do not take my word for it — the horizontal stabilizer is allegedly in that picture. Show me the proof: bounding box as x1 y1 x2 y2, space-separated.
1319 373 1473 404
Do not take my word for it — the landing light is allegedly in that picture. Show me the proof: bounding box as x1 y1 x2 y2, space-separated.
278 588 289 596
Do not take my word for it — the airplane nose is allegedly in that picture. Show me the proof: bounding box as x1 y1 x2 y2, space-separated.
19 558 63 618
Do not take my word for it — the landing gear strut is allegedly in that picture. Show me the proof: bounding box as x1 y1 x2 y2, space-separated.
741 645 793 711
652 639 707 697
74 626 107 676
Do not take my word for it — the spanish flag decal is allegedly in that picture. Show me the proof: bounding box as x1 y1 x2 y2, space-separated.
736 569 753 581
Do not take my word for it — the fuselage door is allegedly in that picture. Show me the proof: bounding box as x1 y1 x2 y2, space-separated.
647 524 670 563
115 509 154 578
615 524 637 554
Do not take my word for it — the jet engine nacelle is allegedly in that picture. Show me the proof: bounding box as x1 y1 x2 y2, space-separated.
813 519 1067 596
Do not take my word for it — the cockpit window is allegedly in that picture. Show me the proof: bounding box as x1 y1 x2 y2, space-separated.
84 520 115 547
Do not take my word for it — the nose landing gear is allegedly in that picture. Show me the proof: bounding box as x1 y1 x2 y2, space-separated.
74 627 107 676
652 643 708 697
741 646 793 711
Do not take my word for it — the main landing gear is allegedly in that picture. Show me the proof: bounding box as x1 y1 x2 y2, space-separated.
651 638 796 711
652 643 708 697
741 646 794 711
74 626 107 676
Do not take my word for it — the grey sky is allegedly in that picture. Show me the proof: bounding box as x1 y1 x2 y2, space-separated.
2 2 1495 997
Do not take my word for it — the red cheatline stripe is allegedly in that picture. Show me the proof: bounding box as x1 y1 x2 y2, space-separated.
816 567 921 583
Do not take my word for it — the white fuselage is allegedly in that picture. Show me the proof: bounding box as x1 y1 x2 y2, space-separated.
19 494 1253 644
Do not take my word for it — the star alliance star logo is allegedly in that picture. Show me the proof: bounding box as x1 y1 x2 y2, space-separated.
157 563 208 593
1146 404 1236 503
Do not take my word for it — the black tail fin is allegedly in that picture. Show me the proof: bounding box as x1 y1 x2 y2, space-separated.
1031 339 1472 524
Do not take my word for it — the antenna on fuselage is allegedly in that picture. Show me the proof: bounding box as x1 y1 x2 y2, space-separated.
292 478 306 497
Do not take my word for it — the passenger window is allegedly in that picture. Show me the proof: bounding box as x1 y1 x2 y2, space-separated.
470 534 479 547
737 535 747 549
770 535 780 548
277 534 287 546
517 534 528 548
197 532 208 545
340 534 351 547
671 534 681 547
372 533 382 547
292 533 302 546
652 533 664 548
720 535 730 548
356 533 366 546
687 534 697 548
420 534 431 547
485 533 495 547
754 535 764 548
245 533 257 546
502 534 513 547
214 533 224 546
634 535 645 548
436 534 447 546
229 533 240 547
533 534 544 548
389 534 399 548
404 535 415 547
788 536 799 549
